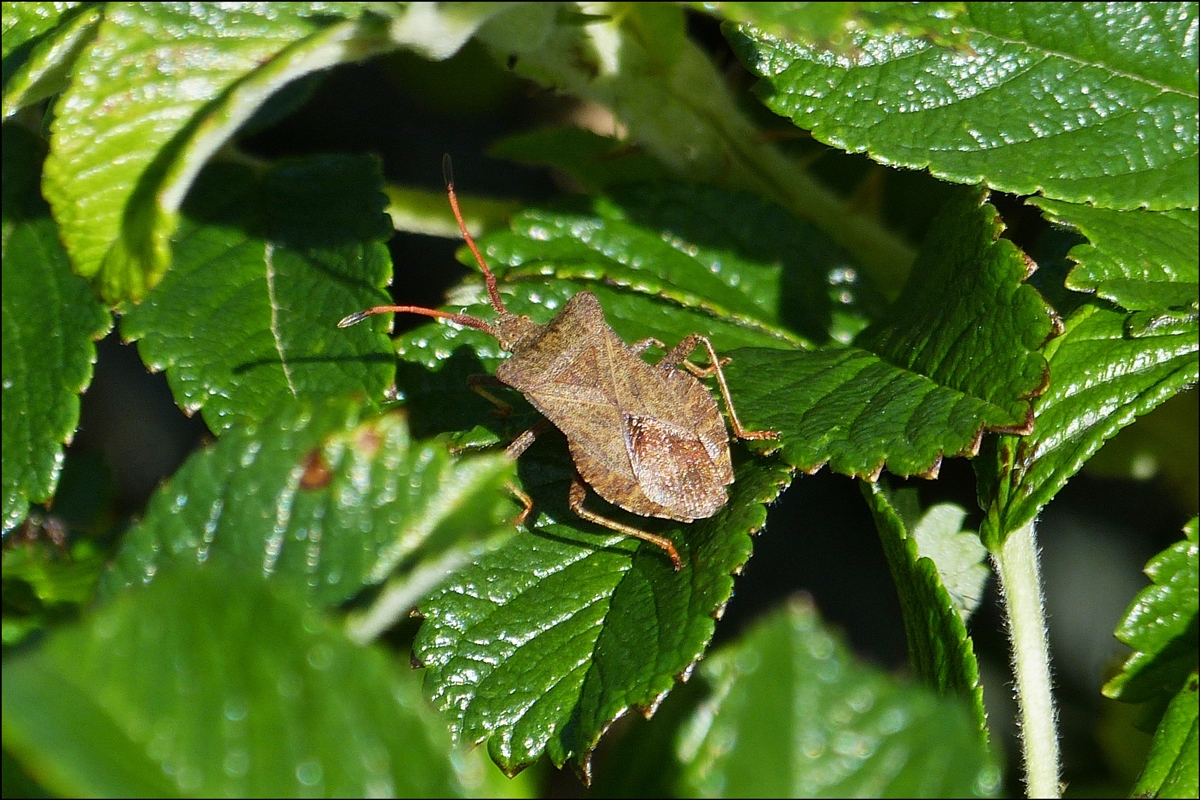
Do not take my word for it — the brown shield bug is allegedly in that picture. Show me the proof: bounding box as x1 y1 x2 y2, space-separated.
340 156 778 568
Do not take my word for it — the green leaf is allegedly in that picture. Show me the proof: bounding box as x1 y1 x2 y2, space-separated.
2 2 79 59
533 184 814 321
862 481 988 738
102 397 516 609
674 598 1001 797
700 1 970 48
473 2 916 293
2 124 110 533
387 182 852 372
2 562 489 797
3 522 99 605
1104 519 1198 705
121 156 394 434
906 502 990 622
731 2 1199 209
489 127 676 193
1132 669 1199 799
398 279 801 376
2 3 101 119
730 347 1002 478
383 183 518 239
3 526 108 645
413 452 793 779
854 191 1051 422
731 191 1053 478
490 184 841 339
41 3 388 303
980 304 1198 542
1033 199 1199 312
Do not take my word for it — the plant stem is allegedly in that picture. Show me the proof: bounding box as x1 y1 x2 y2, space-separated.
992 519 1061 798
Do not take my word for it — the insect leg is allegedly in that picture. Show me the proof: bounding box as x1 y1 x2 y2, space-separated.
654 334 727 375
503 420 552 526
467 374 514 417
567 476 682 570
505 418 552 459
678 357 730 377
629 337 665 356
507 482 535 527
657 334 779 442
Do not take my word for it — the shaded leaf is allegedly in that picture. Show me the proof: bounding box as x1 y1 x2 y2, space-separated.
486 183 842 339
3 519 89 604
2 124 110 533
41 3 385 302
2 562 489 797
413 452 793 779
674 597 1001 797
383 184 518 239
102 397 516 609
489 127 676 193
731 2 1199 209
1104 519 1198 705
584 676 704 798
121 156 394 434
862 482 988 737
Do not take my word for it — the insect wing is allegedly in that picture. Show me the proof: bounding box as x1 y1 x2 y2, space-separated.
625 413 728 518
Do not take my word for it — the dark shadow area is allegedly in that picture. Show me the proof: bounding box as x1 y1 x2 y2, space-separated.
714 466 908 668
394 347 532 441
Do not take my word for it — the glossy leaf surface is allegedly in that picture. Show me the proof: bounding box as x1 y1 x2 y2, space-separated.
979 304 1198 544
121 156 394 434
40 3 384 302
103 397 515 609
731 2 1199 210
414 453 793 778
733 191 1053 478
2 125 109 532
1104 519 1198 705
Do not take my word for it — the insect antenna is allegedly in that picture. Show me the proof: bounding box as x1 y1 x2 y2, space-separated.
336 304 500 337
336 155 509 339
443 153 508 317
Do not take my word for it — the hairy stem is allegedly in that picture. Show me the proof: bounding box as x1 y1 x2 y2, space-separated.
992 519 1061 798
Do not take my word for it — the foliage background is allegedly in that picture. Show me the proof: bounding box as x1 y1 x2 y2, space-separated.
2 3 1197 798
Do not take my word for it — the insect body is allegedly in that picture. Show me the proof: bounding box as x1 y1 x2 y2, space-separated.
340 157 778 568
